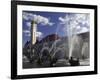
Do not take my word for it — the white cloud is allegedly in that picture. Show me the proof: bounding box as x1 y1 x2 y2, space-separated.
48 23 54 26
36 32 43 38
23 12 29 20
23 30 30 36
59 17 65 24
77 25 81 30
26 22 31 27
23 29 43 39
78 27 89 34
23 30 30 33
59 13 90 34
23 12 54 26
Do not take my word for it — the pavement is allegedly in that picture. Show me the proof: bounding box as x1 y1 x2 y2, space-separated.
23 58 90 69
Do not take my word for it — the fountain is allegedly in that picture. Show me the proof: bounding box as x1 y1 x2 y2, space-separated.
68 35 80 58
62 14 79 59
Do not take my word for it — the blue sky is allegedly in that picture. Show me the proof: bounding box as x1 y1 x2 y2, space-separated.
22 11 90 46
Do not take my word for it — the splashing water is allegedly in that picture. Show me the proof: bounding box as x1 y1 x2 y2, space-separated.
63 14 78 59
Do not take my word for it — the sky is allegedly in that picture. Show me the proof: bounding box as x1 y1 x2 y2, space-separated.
22 11 90 46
